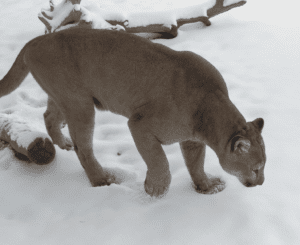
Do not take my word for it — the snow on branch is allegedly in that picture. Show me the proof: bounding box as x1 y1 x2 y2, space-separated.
39 0 246 38
38 0 125 34
0 113 55 165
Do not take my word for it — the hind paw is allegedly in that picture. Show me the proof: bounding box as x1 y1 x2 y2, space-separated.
144 170 171 197
56 136 74 151
90 170 116 187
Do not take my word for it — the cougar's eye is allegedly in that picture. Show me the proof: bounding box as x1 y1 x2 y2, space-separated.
252 169 259 176
231 136 241 152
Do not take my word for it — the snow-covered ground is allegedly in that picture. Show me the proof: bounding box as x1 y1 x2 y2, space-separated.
1 0 300 244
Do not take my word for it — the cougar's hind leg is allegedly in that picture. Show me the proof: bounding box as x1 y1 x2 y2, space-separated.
44 97 73 150
62 96 112 187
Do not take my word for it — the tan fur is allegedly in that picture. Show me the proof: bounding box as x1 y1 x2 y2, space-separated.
0 29 266 196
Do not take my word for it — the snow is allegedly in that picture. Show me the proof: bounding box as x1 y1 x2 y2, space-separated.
126 1 215 27
126 11 176 28
40 0 127 32
74 4 81 11
174 3 212 19
1 0 300 244
224 0 241 7
126 1 215 28
43 0 74 32
95 0 211 13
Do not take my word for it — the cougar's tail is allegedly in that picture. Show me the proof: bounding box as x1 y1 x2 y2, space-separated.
0 44 30 97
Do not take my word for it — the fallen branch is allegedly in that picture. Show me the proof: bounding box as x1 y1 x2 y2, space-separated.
0 113 55 165
207 0 247 18
38 0 247 38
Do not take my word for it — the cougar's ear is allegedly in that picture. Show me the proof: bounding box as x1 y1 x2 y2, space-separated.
252 118 264 132
233 137 251 154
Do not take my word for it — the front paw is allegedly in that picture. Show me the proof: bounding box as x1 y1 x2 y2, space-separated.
194 174 226 194
144 170 171 197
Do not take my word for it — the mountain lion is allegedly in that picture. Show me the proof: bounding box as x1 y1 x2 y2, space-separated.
0 29 266 197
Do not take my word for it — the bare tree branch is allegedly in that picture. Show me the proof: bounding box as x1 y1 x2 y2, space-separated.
207 0 246 18
39 0 247 38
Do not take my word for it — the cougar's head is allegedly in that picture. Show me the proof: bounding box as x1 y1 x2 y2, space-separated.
220 118 266 187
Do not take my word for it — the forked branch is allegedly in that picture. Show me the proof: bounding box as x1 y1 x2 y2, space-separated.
38 0 247 38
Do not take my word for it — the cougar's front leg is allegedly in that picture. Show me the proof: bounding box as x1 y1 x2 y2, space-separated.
180 141 225 194
44 97 73 150
128 118 171 197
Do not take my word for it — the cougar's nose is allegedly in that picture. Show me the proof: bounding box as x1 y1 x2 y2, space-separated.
244 181 255 187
